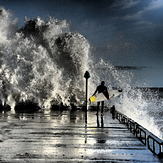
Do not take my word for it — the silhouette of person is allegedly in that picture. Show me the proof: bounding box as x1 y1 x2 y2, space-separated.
93 81 109 115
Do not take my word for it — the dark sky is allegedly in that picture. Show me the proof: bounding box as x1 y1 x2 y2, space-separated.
1 0 163 86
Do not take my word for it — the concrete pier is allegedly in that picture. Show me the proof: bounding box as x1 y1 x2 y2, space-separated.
0 110 162 162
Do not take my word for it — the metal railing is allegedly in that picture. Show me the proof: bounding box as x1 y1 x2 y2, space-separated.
147 135 163 157
136 125 146 145
114 110 163 157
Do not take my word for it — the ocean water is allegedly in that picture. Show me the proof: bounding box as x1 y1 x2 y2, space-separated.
94 60 163 139
0 8 162 140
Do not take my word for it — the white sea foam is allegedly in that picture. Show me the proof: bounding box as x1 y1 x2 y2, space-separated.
0 8 96 108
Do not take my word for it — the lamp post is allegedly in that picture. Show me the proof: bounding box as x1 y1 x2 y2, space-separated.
84 71 90 144
84 71 90 111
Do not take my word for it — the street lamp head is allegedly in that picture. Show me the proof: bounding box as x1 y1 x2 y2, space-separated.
84 71 90 79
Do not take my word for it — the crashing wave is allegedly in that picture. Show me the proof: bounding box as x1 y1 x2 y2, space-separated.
0 8 94 108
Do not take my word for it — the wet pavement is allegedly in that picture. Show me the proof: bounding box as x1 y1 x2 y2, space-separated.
0 110 162 162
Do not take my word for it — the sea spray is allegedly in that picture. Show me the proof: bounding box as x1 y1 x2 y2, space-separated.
0 8 17 44
0 8 97 108
94 59 163 139
94 59 133 88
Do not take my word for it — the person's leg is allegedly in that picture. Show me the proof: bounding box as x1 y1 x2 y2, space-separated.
97 102 100 115
101 101 104 115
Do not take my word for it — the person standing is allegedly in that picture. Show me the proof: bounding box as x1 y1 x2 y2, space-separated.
93 81 109 115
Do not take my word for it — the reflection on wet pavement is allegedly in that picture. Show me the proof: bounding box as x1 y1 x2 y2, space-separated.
0 110 162 162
